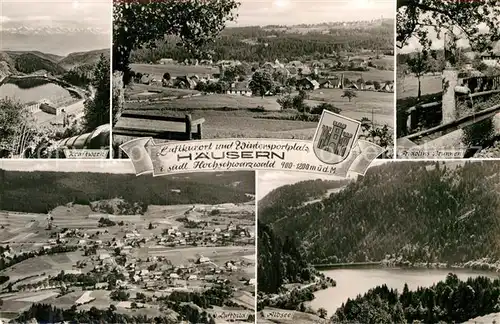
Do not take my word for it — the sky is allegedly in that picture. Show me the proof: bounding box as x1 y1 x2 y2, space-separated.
0 0 111 32
231 0 394 26
256 160 390 200
0 160 135 174
398 12 490 54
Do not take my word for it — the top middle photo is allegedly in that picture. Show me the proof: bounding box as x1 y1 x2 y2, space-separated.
111 0 395 158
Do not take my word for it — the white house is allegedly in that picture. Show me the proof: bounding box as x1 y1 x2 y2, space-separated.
226 82 252 96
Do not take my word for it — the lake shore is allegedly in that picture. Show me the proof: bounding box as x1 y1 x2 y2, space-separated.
308 266 500 319
314 258 500 273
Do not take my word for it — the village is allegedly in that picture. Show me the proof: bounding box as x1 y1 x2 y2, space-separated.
0 202 256 323
133 55 395 96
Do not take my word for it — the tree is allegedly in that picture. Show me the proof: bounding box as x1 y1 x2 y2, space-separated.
341 90 357 102
407 52 428 100
0 98 30 157
310 103 341 115
110 289 129 301
83 54 110 132
113 0 239 84
318 307 327 319
397 0 500 52
249 71 274 98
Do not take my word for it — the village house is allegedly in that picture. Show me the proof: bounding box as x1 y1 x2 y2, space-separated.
349 58 368 69
297 77 320 90
158 58 174 64
197 256 210 264
226 82 252 96
318 79 334 89
381 81 394 92
481 41 500 67
364 81 376 91
174 75 197 89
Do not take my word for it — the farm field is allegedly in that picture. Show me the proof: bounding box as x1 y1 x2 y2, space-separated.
125 83 200 101
130 63 219 78
397 74 442 99
307 88 394 126
119 85 393 141
119 105 319 139
333 68 394 83
0 192 256 321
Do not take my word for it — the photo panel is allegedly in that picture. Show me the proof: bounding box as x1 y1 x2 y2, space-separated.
111 0 395 159
256 161 500 323
0 0 112 159
395 1 500 159
0 160 256 323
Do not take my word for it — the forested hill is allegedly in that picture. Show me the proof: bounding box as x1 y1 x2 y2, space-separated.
0 170 255 214
131 20 394 63
258 221 311 294
259 179 351 214
259 161 500 265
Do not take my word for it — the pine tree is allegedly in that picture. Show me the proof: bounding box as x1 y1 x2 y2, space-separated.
83 54 110 132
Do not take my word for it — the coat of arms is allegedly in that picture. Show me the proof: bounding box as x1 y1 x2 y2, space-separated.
313 110 361 164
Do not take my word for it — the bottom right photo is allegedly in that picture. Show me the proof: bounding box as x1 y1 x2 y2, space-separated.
257 161 500 324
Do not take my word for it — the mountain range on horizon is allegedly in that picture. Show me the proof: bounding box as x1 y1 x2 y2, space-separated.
1 29 110 56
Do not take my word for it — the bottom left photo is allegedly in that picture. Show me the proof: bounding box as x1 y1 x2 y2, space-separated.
0 160 256 324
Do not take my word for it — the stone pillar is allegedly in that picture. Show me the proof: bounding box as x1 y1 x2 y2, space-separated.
442 68 458 124
407 107 418 132
112 71 125 127
442 30 459 124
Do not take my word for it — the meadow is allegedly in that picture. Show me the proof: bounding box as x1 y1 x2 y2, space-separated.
120 84 393 140
397 74 442 99
332 68 394 83
130 63 219 79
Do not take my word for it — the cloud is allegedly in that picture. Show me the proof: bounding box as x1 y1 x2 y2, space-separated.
1 1 111 31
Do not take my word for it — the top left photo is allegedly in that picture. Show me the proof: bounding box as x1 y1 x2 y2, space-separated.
0 0 112 159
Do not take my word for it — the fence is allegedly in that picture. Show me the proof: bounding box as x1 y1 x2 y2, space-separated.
399 74 500 143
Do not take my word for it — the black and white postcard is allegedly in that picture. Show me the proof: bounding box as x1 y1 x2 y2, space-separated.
0 160 256 323
0 0 112 159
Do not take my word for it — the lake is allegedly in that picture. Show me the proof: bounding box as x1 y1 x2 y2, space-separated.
309 268 500 317
0 82 72 104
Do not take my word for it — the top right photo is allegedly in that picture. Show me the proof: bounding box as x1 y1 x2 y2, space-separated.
396 0 500 159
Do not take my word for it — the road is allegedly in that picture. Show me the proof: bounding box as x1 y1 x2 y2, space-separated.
269 282 317 301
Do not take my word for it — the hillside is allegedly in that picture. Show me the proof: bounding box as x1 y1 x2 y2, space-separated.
9 52 66 75
131 20 394 63
259 161 500 265
0 170 255 214
259 179 351 213
258 221 311 294
58 49 110 70
0 49 110 78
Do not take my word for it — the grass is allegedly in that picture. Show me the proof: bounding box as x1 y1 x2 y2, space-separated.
119 82 393 141
125 83 200 100
142 245 254 266
328 68 394 83
130 63 219 78
119 107 318 139
397 74 442 99
306 88 394 126
124 93 283 111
